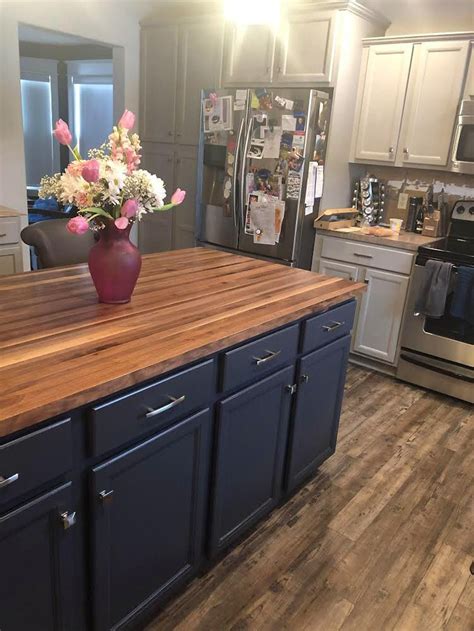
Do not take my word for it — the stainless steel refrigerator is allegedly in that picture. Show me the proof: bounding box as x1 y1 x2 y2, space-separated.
196 88 332 269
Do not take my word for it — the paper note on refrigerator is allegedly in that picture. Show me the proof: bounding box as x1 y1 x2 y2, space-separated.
315 165 324 198
305 162 318 207
282 115 296 131
236 89 247 102
262 126 282 159
250 201 277 245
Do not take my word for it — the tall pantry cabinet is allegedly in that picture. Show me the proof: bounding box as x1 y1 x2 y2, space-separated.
139 17 223 253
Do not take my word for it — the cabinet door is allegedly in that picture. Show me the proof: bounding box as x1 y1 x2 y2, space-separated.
353 44 413 162
177 21 223 145
222 23 275 85
173 146 198 249
139 143 175 253
91 410 210 631
353 268 409 364
318 257 360 281
209 367 294 556
0 483 77 631
0 245 23 275
275 11 336 84
286 336 350 492
397 40 469 166
140 25 179 143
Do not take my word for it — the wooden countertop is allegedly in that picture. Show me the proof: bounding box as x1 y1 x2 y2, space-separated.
0 248 365 438
315 227 440 251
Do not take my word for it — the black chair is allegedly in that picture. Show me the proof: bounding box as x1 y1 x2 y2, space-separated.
21 218 96 268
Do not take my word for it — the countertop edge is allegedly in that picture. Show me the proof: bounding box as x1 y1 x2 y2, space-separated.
315 228 440 251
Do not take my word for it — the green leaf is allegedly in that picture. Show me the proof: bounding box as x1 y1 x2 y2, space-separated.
149 203 175 212
79 206 114 220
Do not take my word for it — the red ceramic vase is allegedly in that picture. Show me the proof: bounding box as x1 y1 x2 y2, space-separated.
88 221 142 304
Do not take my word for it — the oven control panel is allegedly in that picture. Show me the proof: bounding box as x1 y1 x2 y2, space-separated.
452 199 474 221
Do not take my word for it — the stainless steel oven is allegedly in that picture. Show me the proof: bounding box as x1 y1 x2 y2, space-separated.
451 100 474 175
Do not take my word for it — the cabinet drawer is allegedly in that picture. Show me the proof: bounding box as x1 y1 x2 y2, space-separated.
0 418 72 510
0 219 20 245
302 301 355 354
321 237 414 274
89 359 215 456
221 325 299 392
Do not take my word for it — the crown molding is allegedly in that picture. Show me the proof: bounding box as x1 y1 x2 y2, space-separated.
363 31 474 45
290 1 390 27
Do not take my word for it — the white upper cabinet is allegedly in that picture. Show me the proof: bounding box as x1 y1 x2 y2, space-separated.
141 25 179 143
353 43 413 163
397 40 469 166
176 21 223 146
274 10 336 85
222 23 275 85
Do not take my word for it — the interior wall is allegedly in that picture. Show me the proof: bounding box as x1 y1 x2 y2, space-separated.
0 0 141 269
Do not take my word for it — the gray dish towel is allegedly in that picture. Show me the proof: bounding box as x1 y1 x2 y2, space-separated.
414 260 453 318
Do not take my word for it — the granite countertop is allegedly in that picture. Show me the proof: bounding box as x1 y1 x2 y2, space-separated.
0 248 365 437
315 227 440 252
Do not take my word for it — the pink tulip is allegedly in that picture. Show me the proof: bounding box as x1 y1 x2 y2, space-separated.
118 109 135 130
81 159 100 183
121 199 138 218
53 119 72 145
115 216 129 230
171 188 186 205
67 216 89 235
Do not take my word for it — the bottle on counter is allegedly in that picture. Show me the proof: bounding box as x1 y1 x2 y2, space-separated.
414 201 425 234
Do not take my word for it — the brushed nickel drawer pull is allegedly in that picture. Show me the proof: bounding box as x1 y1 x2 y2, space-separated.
0 473 19 488
322 321 344 332
253 349 282 366
59 511 77 530
145 395 186 418
0 233 6 238
353 252 373 259
99 489 114 502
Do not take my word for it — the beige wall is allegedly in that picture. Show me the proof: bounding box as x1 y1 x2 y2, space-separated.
0 0 141 268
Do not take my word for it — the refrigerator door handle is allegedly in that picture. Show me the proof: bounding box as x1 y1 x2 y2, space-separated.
240 117 254 228
233 117 245 229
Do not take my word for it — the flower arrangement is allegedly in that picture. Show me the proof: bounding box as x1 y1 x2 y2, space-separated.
39 110 185 234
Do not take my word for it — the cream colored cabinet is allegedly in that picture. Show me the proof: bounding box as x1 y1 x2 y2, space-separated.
0 246 22 275
141 20 223 145
352 35 472 169
274 10 336 85
352 43 413 163
139 144 197 252
141 25 179 143
222 9 337 87
222 23 275 85
318 257 359 281
0 215 23 275
353 267 409 364
397 40 469 167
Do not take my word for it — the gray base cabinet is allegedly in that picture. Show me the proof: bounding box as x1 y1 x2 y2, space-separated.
0 300 355 630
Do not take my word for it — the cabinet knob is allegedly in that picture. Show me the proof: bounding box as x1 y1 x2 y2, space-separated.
388 146 394 154
300 374 309 384
59 511 77 530
285 384 297 395
99 489 114 502
168 131 173 137
176 132 182 138
403 147 409 155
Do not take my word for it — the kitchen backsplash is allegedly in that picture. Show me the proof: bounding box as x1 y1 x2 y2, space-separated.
359 166 474 225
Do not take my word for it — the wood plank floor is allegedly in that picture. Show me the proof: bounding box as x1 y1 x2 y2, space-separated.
146 367 473 631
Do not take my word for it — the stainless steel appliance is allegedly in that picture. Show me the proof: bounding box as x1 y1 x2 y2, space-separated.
397 200 474 403
451 99 474 175
196 88 332 268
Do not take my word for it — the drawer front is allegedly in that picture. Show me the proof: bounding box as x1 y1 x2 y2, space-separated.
0 219 20 245
89 359 215 456
302 300 356 354
0 418 73 509
221 325 299 392
320 237 414 274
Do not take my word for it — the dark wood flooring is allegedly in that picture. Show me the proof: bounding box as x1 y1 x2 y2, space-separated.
146 366 474 631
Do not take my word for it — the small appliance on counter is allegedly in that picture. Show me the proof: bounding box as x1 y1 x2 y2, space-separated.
398 199 474 403
352 175 385 226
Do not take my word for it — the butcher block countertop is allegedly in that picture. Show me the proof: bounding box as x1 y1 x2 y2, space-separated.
0 248 365 438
